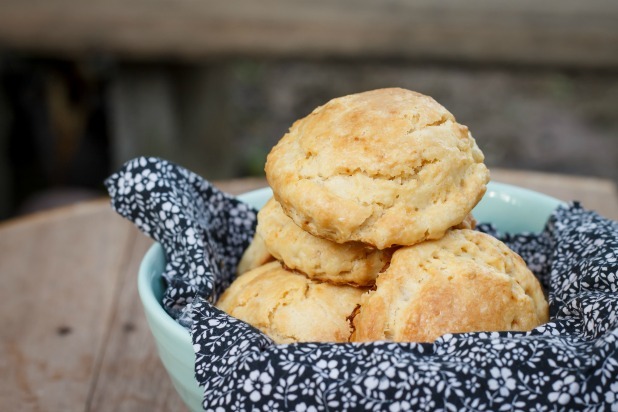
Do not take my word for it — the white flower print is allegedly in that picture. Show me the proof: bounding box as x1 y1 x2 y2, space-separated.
315 359 340 379
530 372 550 389
161 201 180 214
134 169 158 192
117 172 133 195
294 403 317 412
364 376 379 390
604 381 618 405
416 393 436 411
242 370 273 402
488 367 516 397
505 346 528 362
186 228 198 245
547 375 579 405
298 380 315 397
340 391 357 409
389 400 411 411
464 375 480 394
262 399 278 411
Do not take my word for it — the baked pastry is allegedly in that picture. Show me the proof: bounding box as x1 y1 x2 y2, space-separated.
454 213 476 230
256 197 394 286
265 88 489 249
237 232 274 275
351 229 549 343
216 261 366 344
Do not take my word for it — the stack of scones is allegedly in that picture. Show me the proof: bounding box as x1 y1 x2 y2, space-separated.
216 88 549 344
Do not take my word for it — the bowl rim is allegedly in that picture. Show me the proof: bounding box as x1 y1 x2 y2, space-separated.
137 181 565 347
137 187 275 347
138 242 192 344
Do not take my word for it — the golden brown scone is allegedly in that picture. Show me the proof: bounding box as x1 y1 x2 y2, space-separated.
265 88 489 249
257 198 394 286
351 230 549 343
454 213 476 230
237 232 274 275
216 261 366 344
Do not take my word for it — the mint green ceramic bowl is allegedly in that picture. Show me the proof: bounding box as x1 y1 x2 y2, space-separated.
137 182 563 412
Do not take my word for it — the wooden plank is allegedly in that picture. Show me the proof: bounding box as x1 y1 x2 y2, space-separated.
86 231 189 412
0 200 134 411
0 0 617 67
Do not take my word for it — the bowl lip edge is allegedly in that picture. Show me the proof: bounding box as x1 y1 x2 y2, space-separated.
486 180 565 208
137 181 564 344
138 242 193 345
136 186 276 346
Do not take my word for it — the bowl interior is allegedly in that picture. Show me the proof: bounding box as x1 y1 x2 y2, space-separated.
137 181 563 411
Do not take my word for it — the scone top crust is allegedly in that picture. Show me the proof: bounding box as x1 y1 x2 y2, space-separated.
351 230 549 343
265 88 489 249
216 261 365 344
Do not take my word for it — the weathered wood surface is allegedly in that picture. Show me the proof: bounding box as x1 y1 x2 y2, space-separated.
0 201 136 411
0 172 617 411
0 0 617 67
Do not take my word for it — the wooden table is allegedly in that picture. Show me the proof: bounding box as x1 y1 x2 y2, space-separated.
1 171 617 411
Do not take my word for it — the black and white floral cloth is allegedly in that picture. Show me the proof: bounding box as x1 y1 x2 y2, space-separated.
107 157 618 411
105 157 256 326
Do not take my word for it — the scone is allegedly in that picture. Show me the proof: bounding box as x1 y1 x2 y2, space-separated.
256 197 394 286
216 261 366 344
265 88 489 249
454 213 476 230
351 230 549 343
237 232 274 275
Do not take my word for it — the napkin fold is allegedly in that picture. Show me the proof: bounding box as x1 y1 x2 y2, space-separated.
105 156 256 326
107 157 618 411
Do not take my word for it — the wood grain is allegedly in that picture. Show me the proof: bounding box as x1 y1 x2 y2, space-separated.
0 201 134 411
86 231 189 412
0 0 617 67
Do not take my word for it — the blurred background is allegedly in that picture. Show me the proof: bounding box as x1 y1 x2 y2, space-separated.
0 0 616 221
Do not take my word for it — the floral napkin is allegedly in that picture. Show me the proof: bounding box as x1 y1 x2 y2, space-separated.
107 157 618 411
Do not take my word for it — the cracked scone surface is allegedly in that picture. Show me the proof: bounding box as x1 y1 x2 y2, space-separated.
265 87 489 249
257 198 394 286
351 230 549 343
237 232 274 275
216 261 365 344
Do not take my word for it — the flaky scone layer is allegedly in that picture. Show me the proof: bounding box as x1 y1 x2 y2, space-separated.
216 261 366 344
351 230 549 343
257 198 394 286
265 88 489 249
